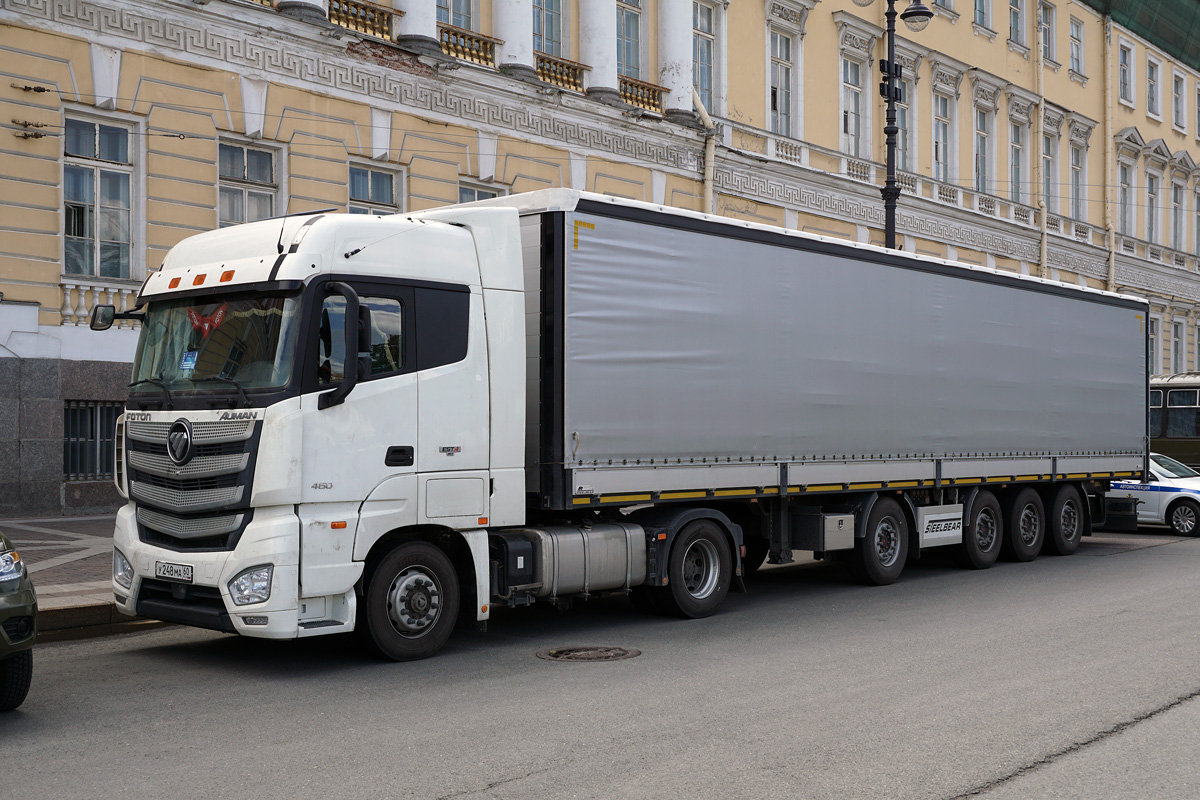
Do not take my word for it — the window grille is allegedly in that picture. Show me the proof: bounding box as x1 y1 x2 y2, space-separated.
64 401 122 480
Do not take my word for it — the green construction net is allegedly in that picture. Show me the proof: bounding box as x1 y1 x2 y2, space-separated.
1080 1 1200 72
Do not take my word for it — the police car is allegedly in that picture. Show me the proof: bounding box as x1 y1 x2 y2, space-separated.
1110 453 1200 535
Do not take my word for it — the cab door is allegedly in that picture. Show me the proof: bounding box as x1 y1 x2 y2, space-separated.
298 280 417 596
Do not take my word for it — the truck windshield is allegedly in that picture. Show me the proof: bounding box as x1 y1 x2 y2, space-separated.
130 293 301 396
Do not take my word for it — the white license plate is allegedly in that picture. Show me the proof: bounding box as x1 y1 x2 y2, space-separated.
155 561 193 583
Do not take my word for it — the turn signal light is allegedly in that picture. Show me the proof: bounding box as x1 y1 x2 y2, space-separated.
168 277 181 288
192 274 206 286
331 521 347 529
220 270 235 282
478 517 488 525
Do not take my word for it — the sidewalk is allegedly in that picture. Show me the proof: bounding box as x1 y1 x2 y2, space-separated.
0 514 163 641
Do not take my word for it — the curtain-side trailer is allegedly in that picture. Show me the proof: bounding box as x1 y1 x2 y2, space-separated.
92 190 1148 660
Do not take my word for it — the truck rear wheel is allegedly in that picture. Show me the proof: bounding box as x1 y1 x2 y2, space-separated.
364 542 460 661
851 498 908 585
0 650 32 711
661 520 732 618
1044 484 1084 555
1003 488 1045 562
956 490 1002 569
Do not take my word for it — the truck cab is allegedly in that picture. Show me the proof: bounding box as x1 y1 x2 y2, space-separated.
101 208 526 658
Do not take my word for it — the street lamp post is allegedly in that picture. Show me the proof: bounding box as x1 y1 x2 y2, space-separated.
853 0 933 249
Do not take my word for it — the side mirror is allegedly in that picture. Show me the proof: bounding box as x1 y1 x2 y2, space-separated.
90 304 116 331
319 282 363 410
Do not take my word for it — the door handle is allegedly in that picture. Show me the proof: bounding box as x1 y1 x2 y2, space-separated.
385 446 414 467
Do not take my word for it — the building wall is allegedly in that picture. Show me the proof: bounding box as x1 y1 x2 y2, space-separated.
3 0 1200 513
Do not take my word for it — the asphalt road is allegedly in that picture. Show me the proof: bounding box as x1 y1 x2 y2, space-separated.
5 530 1200 800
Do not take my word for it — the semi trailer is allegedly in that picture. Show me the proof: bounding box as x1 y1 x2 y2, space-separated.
92 189 1149 660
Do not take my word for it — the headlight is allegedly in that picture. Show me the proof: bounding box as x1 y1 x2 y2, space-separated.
0 549 24 584
113 548 134 589
228 565 273 606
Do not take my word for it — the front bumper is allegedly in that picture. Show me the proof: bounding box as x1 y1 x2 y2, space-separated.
0 577 37 656
113 503 312 639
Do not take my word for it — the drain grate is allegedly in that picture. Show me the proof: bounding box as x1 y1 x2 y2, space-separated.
536 646 641 662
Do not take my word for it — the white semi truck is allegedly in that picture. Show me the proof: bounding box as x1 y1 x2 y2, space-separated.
92 190 1148 660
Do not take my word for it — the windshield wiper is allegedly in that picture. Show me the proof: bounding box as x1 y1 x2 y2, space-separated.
194 376 250 408
128 377 174 410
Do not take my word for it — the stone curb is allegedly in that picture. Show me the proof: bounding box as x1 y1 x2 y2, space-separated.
36 602 169 643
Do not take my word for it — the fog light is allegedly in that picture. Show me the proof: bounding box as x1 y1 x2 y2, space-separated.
228 565 272 606
113 548 133 589
241 616 268 626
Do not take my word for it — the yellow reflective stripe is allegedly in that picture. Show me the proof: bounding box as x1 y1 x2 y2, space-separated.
889 480 920 488
761 487 780 495
660 491 708 500
572 497 594 506
600 494 652 503
806 484 844 492
713 489 753 497
848 482 884 490
1015 475 1040 481
985 476 1013 483
952 478 981 485
1066 473 1088 479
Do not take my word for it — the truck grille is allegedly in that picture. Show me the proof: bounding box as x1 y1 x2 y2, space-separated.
129 417 259 552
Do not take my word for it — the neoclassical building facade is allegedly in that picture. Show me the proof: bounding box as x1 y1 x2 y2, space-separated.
0 0 1196 512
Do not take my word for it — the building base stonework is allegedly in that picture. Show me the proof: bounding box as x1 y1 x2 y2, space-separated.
0 358 130 517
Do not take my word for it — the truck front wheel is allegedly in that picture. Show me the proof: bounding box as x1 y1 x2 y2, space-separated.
364 542 460 661
662 520 732 618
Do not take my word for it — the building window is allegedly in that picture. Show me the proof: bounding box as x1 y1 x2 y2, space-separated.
1118 163 1132 235
64 401 122 480
933 93 951 182
1068 18 1083 73
1147 172 1160 243
1042 134 1056 212
64 117 132 279
1173 183 1185 251
218 143 275 228
1147 57 1161 117
349 166 399 215
533 0 563 56
1149 317 1159 374
459 183 502 204
693 2 716 112
896 79 912 172
1010 123 1024 204
1119 44 1133 103
1070 144 1084 220
1009 0 1024 46
1039 3 1055 62
842 58 863 158
975 0 989 28
616 1 641 79
1174 72 1186 130
1173 322 1184 374
436 0 471 28
770 30 793 137
974 108 990 193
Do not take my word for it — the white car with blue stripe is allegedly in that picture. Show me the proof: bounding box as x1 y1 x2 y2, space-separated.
1110 453 1200 535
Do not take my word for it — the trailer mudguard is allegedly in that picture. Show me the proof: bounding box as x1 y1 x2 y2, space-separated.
626 506 744 591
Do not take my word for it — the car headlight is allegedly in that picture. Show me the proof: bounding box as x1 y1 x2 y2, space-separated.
0 549 24 585
228 565 273 606
113 548 134 590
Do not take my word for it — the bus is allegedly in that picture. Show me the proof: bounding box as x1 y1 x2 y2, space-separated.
1151 374 1200 467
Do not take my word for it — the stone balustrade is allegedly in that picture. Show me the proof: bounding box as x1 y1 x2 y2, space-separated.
60 279 141 328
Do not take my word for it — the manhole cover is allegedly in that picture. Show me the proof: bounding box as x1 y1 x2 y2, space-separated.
536 646 641 662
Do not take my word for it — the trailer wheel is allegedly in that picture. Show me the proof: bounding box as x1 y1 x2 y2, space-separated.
0 650 32 712
1002 488 1045 562
364 542 460 661
852 498 909 586
661 520 732 618
1168 499 1200 536
956 490 1002 569
1044 485 1084 555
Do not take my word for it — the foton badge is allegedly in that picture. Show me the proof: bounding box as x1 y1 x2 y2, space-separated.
167 419 195 466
